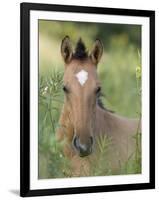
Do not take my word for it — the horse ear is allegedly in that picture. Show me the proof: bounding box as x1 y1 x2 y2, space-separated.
61 36 73 64
90 39 103 65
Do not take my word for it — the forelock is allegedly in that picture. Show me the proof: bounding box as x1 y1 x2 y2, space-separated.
73 38 88 59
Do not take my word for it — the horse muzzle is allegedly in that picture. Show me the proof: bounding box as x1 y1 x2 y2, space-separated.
73 135 93 157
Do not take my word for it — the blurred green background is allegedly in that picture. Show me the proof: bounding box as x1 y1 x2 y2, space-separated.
38 20 141 179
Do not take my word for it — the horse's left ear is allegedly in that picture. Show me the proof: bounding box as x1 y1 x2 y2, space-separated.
61 36 73 64
90 39 103 65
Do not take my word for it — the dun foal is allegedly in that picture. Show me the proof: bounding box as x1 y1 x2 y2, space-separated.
56 36 141 176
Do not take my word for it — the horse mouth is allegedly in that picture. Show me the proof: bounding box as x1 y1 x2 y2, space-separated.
78 148 92 157
79 153 90 157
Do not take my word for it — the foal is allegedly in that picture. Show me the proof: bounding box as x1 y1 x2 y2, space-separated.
56 36 141 176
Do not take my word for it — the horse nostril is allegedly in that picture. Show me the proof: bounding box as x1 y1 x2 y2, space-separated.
90 136 93 145
73 135 79 149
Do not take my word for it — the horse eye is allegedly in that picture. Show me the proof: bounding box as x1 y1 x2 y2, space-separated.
96 86 101 94
63 86 69 93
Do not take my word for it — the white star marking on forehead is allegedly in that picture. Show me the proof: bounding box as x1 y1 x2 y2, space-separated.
75 69 88 86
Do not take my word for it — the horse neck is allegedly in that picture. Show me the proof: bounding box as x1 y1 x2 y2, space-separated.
95 105 112 136
95 105 139 137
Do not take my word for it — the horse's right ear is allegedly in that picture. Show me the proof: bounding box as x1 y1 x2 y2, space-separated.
90 39 103 65
61 36 73 64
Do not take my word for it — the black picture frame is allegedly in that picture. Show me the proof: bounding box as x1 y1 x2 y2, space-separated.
20 2 155 197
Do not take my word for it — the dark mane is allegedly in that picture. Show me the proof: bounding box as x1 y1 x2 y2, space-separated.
97 93 114 113
73 38 88 59
97 96 106 110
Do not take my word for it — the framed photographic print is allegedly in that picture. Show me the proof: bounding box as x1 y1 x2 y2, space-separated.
20 2 155 197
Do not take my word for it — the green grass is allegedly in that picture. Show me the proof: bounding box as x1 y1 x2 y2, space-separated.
38 20 141 179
